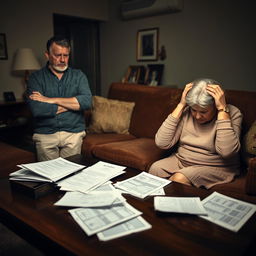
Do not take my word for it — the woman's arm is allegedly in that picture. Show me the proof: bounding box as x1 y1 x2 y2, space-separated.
155 113 185 149
215 107 243 158
171 83 192 119
206 84 242 158
155 83 192 149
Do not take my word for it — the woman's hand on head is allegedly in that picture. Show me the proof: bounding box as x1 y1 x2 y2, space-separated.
171 82 192 118
180 83 193 107
206 84 227 110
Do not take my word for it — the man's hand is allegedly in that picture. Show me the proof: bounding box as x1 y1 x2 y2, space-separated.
57 105 68 114
29 91 55 104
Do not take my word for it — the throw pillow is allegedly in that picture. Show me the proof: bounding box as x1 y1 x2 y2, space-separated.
87 96 135 134
245 120 256 155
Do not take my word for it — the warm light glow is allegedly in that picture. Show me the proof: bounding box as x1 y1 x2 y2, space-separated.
13 48 41 71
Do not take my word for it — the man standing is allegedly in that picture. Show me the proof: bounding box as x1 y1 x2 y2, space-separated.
27 36 92 161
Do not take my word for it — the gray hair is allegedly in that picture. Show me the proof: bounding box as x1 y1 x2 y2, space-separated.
46 35 70 52
185 78 220 108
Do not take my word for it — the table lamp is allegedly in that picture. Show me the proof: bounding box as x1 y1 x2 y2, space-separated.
13 48 41 85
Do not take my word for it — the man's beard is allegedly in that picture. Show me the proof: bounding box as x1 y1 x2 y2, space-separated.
52 64 68 73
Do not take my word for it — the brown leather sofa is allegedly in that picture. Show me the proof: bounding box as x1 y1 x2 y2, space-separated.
83 82 256 194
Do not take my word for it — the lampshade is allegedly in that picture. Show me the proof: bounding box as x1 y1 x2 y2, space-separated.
13 48 41 71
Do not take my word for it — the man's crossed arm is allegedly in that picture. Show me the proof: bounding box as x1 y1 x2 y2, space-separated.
29 91 80 114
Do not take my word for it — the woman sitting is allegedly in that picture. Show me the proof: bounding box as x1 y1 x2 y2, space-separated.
149 78 243 189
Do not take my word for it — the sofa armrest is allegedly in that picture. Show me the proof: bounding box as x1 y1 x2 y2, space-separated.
245 157 256 195
84 109 92 127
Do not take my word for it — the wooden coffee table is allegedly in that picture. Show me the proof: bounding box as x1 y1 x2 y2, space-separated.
0 154 256 255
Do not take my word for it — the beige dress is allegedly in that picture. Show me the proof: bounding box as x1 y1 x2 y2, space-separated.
149 104 243 188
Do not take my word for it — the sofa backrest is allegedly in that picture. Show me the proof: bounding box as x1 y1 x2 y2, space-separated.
108 83 256 139
225 89 256 136
108 83 182 138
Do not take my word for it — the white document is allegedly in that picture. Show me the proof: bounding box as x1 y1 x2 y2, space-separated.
154 196 208 215
18 157 85 182
56 170 105 192
69 202 142 236
59 181 115 192
9 168 51 182
97 216 152 241
151 188 166 196
56 161 126 193
116 187 165 196
54 191 126 208
201 192 256 232
114 172 171 199
92 182 115 192
86 161 126 174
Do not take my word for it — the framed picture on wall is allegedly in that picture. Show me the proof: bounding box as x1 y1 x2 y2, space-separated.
123 65 145 84
136 28 159 61
145 64 164 86
0 33 8 60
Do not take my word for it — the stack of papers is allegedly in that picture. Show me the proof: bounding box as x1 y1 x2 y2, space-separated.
9 157 86 182
56 161 126 193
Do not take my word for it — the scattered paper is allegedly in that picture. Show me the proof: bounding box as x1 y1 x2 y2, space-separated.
97 216 152 241
201 192 256 232
15 158 255 240
117 187 165 196
69 202 142 236
92 182 115 192
54 191 126 208
154 196 208 215
150 188 166 196
114 172 171 199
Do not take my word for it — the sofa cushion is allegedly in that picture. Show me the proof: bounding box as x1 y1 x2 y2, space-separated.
92 138 167 171
87 96 135 134
82 133 136 158
210 172 247 195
